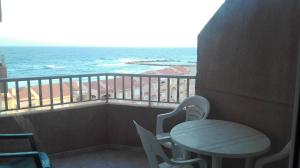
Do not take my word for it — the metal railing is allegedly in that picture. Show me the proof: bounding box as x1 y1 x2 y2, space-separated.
0 73 196 112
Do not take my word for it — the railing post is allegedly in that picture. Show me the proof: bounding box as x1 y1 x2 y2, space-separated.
16 80 20 109
49 79 53 110
148 77 151 107
177 77 180 103
105 74 109 103
158 77 160 102
131 76 134 100
97 75 100 100
3 81 8 111
140 76 142 101
69 77 73 103
27 80 32 108
38 79 43 107
114 75 117 99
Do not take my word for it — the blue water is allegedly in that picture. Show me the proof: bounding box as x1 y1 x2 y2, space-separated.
0 47 196 78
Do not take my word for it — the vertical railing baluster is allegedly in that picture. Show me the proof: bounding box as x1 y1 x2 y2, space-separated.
140 76 142 101
158 77 160 102
16 81 20 109
177 77 180 103
148 77 151 106
49 79 53 109
97 76 100 100
105 74 108 103
38 79 43 107
88 76 92 100
27 80 32 108
69 77 73 103
167 77 170 103
59 77 63 104
122 76 125 100
187 77 190 97
114 75 117 99
131 76 133 100
79 77 82 102
4 81 8 111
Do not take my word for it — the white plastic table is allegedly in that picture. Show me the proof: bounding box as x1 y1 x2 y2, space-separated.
170 120 271 168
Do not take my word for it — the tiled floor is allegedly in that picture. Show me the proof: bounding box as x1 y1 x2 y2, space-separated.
51 149 149 168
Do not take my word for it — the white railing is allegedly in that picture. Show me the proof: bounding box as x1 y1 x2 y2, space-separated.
0 73 196 112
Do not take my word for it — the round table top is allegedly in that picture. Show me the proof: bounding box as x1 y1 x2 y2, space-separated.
170 120 271 158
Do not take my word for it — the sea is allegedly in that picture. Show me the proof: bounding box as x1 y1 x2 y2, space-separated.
0 47 197 78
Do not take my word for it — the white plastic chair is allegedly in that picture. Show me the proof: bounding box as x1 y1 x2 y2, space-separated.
254 141 291 168
133 120 207 168
156 96 210 159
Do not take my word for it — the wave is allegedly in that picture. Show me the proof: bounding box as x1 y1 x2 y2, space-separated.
119 57 175 64
44 64 65 69
112 70 134 74
101 63 126 67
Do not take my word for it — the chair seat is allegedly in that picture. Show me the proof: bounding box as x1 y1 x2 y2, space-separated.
159 162 194 168
0 152 51 168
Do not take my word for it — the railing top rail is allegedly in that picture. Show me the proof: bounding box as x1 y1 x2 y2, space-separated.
0 73 196 82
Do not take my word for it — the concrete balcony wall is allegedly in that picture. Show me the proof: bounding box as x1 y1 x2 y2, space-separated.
0 103 182 155
196 0 299 167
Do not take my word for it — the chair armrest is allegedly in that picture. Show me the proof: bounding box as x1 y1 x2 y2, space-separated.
156 133 171 142
0 133 33 139
0 151 39 158
0 151 44 168
156 110 178 135
0 133 37 151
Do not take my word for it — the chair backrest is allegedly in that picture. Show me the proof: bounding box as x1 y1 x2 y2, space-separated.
254 141 291 168
176 96 210 121
133 121 171 168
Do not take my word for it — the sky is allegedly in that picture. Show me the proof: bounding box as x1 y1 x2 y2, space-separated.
0 0 224 47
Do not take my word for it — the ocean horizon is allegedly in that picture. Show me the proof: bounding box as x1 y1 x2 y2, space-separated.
0 46 197 78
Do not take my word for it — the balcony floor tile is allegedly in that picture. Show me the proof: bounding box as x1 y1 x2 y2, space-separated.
51 149 148 168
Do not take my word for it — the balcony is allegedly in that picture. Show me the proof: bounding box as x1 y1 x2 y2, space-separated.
0 73 195 167
0 0 298 167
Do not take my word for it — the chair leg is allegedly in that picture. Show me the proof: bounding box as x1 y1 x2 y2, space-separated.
173 144 189 160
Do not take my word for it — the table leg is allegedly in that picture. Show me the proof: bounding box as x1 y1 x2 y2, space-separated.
212 156 222 168
245 157 254 168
